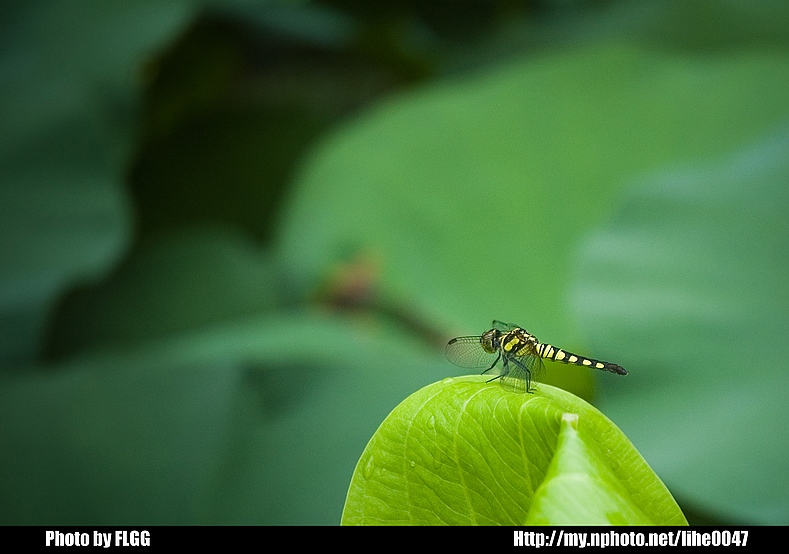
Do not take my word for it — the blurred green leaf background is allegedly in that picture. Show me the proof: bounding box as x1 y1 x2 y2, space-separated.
1 0 787 525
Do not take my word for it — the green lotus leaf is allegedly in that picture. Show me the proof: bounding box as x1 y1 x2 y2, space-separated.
342 376 686 525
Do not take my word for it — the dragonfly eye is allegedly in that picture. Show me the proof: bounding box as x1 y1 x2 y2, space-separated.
480 329 499 354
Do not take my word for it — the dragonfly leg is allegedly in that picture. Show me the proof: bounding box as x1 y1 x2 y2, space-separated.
481 352 500 376
485 355 506 383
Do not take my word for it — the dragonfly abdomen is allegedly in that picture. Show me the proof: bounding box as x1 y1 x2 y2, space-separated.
536 343 628 375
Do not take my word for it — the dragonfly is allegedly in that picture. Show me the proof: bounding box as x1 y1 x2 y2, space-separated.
446 320 628 393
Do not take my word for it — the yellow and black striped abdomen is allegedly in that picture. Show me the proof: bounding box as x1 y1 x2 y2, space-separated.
536 342 628 375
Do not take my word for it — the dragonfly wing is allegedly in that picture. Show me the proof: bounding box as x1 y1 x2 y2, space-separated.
500 351 545 393
492 320 518 332
445 336 499 369
499 358 528 393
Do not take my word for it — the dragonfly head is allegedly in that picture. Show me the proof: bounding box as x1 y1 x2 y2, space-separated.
480 328 502 354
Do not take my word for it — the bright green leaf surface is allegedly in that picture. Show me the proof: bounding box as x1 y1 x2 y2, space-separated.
573 126 789 524
525 413 650 525
342 377 686 525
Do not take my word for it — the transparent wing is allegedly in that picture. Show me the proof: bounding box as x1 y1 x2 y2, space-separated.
445 336 499 369
500 349 545 394
492 320 519 332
